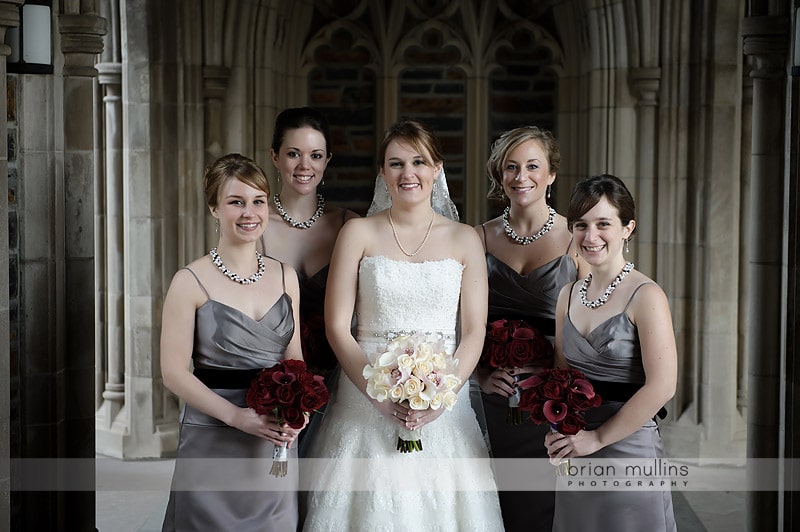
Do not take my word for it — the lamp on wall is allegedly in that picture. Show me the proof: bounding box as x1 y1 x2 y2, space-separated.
6 1 53 74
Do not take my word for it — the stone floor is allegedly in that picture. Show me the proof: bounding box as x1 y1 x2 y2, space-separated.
95 455 746 531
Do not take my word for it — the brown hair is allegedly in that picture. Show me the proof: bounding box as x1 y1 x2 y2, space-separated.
270 107 331 156
486 126 560 201
567 174 637 237
203 153 270 208
378 119 444 169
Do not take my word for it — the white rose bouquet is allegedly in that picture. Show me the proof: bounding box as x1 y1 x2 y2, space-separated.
362 332 461 453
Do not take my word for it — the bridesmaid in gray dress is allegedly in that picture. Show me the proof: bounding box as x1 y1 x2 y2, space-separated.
261 107 358 460
546 174 677 531
476 126 583 532
160 154 306 531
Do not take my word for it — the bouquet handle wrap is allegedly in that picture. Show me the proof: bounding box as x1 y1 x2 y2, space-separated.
397 426 422 453
549 424 570 476
507 375 522 425
270 442 288 477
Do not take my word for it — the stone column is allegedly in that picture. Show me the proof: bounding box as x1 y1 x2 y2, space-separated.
628 67 661 277
783 8 800 529
742 14 789 531
465 76 488 226
94 61 125 455
202 65 229 250
0 3 21 529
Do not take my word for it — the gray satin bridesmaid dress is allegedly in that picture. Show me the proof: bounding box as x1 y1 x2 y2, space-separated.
482 245 577 532
162 264 299 532
553 282 677 532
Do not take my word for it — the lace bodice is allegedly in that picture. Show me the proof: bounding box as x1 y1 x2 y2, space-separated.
356 256 464 336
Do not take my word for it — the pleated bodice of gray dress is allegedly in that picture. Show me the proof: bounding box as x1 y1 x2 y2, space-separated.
553 282 677 532
162 265 299 532
482 250 577 532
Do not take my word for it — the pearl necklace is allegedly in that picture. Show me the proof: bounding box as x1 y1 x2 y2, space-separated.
579 262 634 309
502 206 555 245
273 193 325 229
388 209 435 257
210 247 266 285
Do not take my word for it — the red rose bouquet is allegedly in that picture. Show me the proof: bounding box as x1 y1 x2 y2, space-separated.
518 368 601 474
480 319 554 424
518 367 601 435
246 359 330 476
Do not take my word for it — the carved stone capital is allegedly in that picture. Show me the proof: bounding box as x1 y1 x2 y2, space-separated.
96 61 121 86
0 1 22 57
629 67 662 106
0 1 22 29
203 65 231 101
58 13 108 76
742 16 790 79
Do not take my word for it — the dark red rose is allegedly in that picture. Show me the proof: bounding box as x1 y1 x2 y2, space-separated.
549 368 573 383
299 391 326 412
508 335 535 368
275 384 295 406
557 412 586 436
282 406 305 429
246 380 278 415
487 319 511 342
299 372 328 395
526 402 546 424
488 342 509 368
543 400 568 424
283 359 307 374
542 380 566 400
566 391 594 411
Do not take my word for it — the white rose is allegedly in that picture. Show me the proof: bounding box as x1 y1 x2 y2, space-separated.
403 376 423 398
430 353 446 369
397 353 415 369
429 392 444 410
414 359 433 376
389 384 405 402
408 396 429 410
367 381 390 402
445 374 461 390
442 390 458 410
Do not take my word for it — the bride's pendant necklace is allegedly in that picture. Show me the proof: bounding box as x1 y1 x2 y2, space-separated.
210 247 266 285
388 209 435 257
579 262 634 309
273 193 325 229
503 205 555 245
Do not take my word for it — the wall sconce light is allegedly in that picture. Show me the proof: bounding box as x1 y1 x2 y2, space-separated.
6 1 53 75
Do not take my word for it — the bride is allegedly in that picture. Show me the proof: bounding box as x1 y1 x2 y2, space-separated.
302 119 503 531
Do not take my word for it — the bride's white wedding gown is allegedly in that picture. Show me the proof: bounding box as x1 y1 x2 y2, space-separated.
302 256 503 531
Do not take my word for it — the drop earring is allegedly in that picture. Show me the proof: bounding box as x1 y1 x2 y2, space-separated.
384 182 388 193
215 220 219 234
276 170 281 182
624 238 630 253
546 185 551 200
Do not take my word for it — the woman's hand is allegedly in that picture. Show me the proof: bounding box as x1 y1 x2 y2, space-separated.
477 366 517 397
229 407 304 448
371 399 418 428
372 399 445 431
544 429 603 464
404 405 446 431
